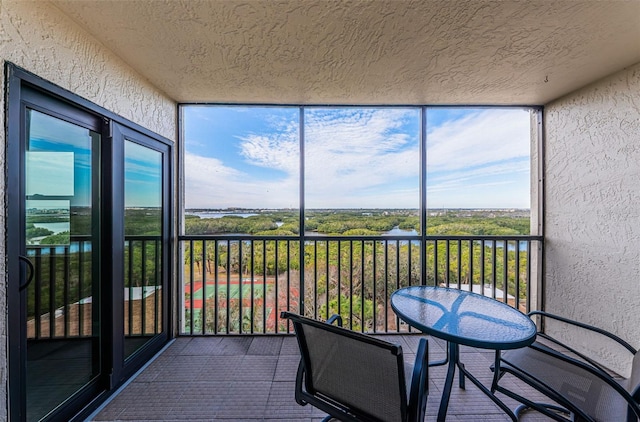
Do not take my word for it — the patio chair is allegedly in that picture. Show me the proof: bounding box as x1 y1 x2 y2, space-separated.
280 311 429 422
491 310 640 422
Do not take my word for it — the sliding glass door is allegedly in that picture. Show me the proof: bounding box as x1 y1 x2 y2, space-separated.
122 133 170 363
22 107 102 422
7 67 173 422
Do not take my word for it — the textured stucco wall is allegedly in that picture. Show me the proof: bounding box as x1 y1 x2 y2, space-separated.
544 63 640 375
0 0 176 418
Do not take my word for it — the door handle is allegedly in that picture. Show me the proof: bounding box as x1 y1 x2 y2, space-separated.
18 255 34 292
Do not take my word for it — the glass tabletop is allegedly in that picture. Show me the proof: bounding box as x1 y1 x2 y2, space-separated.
391 286 536 349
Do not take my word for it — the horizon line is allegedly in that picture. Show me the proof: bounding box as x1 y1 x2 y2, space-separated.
185 207 530 211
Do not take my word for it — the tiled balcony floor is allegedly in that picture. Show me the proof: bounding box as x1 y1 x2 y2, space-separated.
91 335 556 421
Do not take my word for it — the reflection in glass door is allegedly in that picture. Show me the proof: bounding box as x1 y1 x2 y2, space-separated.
24 110 101 421
124 140 164 359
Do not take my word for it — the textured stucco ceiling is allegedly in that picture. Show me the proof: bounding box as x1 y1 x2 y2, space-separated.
52 0 640 105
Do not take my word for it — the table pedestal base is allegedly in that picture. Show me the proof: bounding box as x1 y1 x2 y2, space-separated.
432 342 517 422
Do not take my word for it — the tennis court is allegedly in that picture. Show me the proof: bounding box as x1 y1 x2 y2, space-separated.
185 279 270 310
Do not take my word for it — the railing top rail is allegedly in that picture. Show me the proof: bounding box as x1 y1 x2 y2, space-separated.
178 234 543 241
25 234 161 250
124 235 163 241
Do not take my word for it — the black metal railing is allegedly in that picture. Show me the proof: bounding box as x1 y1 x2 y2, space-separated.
124 236 163 338
23 234 542 338
25 235 162 340
180 234 543 335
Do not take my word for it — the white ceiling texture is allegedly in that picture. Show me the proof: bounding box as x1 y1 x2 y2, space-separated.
52 0 640 105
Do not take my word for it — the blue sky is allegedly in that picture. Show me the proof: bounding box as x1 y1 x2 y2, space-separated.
183 106 532 209
28 111 93 208
125 140 162 208
29 110 162 209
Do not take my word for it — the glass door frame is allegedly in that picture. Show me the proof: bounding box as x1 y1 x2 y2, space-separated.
111 122 173 382
6 63 174 421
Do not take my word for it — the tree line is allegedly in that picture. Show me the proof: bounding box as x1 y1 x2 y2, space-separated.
184 209 530 236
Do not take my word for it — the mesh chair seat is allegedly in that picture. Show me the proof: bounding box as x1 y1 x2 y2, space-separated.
281 312 429 422
492 311 640 422
500 344 633 421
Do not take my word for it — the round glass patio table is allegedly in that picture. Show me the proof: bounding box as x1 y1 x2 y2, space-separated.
391 286 537 421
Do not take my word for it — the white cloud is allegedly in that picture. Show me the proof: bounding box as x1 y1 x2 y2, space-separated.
26 152 75 196
429 159 529 188
238 125 299 174
426 109 530 172
183 107 532 209
303 109 420 207
184 152 299 209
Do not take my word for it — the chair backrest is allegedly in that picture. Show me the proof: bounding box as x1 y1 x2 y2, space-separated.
520 344 640 421
282 311 408 422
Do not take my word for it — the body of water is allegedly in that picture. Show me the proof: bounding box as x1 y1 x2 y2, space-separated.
33 222 70 234
386 227 418 236
304 227 417 236
189 212 257 219
186 214 529 250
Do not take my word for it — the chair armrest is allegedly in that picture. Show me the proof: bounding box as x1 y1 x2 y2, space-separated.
529 311 636 353
326 314 343 327
529 310 636 373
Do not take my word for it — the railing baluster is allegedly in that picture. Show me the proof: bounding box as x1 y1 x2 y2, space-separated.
360 240 365 333
201 240 207 335
274 240 279 333
502 240 508 303
313 241 318 320
238 241 243 334
34 249 42 339
468 240 473 288
141 240 147 336
395 240 400 332
64 245 70 338
214 240 219 334
262 240 267 334
286 240 291 333
433 240 439 286
337 241 341 322
349 240 353 330
407 239 412 287
491 240 497 299
481 240 486 293
445 240 450 287
515 240 521 311
384 240 388 332
250 240 254 334
78 241 84 337
49 247 55 338
526 240 532 313
372 240 377 332
155 238 160 335
225 241 230 334
188 239 194 335
325 241 329 321
456 239 461 286
126 240 132 335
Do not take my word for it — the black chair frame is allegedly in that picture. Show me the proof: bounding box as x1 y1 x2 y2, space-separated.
281 311 429 422
491 311 640 422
